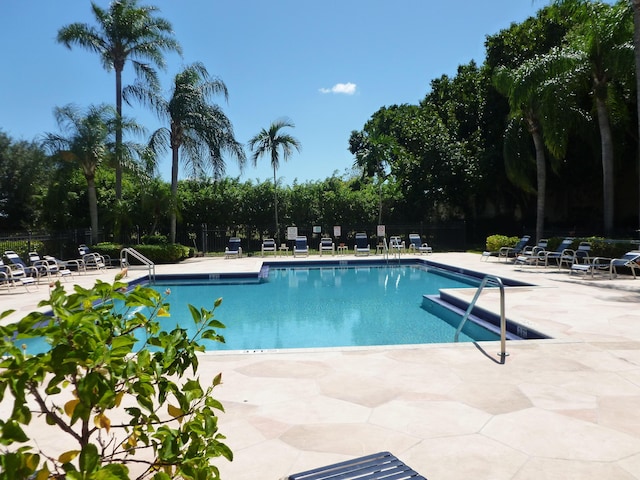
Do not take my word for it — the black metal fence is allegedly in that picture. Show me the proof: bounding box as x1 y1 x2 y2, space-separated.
0 221 467 261
0 229 94 260
176 221 467 255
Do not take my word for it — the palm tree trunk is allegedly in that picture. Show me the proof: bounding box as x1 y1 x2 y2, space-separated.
595 94 615 236
87 178 99 245
531 127 547 243
170 147 179 244
115 68 123 200
273 165 279 244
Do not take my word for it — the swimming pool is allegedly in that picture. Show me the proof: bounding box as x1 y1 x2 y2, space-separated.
150 263 504 352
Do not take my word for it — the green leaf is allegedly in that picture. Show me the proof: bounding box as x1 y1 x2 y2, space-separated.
188 304 202 323
79 443 99 473
152 472 172 480
206 319 226 329
1 420 29 443
93 463 130 479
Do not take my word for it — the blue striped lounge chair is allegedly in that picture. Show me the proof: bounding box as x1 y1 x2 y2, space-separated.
261 238 276 257
286 451 426 480
571 251 640 279
224 237 242 259
354 232 370 256
319 237 334 256
293 236 309 257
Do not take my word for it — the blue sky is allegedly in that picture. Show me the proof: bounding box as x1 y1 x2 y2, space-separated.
1 1 552 185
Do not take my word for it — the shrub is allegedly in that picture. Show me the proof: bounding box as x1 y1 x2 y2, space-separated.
0 278 231 479
140 234 168 245
90 243 190 264
93 242 122 262
0 241 45 260
485 234 519 252
132 244 190 264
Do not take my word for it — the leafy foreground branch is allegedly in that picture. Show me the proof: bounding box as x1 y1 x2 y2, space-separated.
0 279 231 479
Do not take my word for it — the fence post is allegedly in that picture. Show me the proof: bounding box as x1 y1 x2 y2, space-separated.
201 224 207 254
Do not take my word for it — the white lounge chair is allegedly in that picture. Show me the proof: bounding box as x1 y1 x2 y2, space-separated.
481 235 530 261
354 233 370 256
389 236 405 254
558 242 591 270
515 237 574 267
572 251 640 279
319 237 334 256
0 258 37 291
4 250 41 282
28 251 72 280
225 237 242 259
408 234 432 254
261 238 276 257
293 236 309 257
78 244 112 267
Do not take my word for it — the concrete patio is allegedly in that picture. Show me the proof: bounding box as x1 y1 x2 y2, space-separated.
2 252 640 479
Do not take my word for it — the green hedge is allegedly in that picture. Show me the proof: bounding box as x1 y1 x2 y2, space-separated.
485 235 520 252
92 242 190 265
484 235 638 259
0 241 45 260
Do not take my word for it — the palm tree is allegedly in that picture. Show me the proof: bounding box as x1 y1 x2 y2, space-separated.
493 55 583 243
632 0 640 227
248 120 302 243
57 0 181 201
42 105 115 244
127 63 246 243
550 0 634 235
348 130 397 224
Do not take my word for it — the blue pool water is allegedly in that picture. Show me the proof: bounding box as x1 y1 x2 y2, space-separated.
151 265 498 351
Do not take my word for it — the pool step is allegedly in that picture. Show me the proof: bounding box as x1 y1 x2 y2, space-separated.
422 292 548 341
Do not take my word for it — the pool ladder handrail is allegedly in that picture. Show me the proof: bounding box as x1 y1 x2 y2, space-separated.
381 237 400 263
454 274 508 359
120 247 156 283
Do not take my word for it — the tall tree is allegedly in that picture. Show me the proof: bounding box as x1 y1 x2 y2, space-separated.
42 105 115 244
493 55 582 242
57 0 181 201
248 119 301 243
128 63 246 243
0 132 51 230
632 0 640 227
348 129 397 224
551 0 634 235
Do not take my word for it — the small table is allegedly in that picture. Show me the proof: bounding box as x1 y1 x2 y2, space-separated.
337 244 348 255
279 244 290 256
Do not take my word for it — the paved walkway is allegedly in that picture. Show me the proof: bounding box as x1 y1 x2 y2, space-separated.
2 253 640 479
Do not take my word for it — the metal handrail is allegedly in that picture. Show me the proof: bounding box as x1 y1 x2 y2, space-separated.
382 237 389 262
120 247 156 283
454 274 507 359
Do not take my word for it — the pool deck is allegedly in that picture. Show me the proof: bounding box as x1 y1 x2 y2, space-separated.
2 252 640 479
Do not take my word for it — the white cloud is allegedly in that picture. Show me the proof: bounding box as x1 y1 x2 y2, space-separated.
319 82 357 95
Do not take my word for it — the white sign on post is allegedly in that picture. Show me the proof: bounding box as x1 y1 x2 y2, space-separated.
287 226 298 240
333 225 341 237
377 225 386 237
